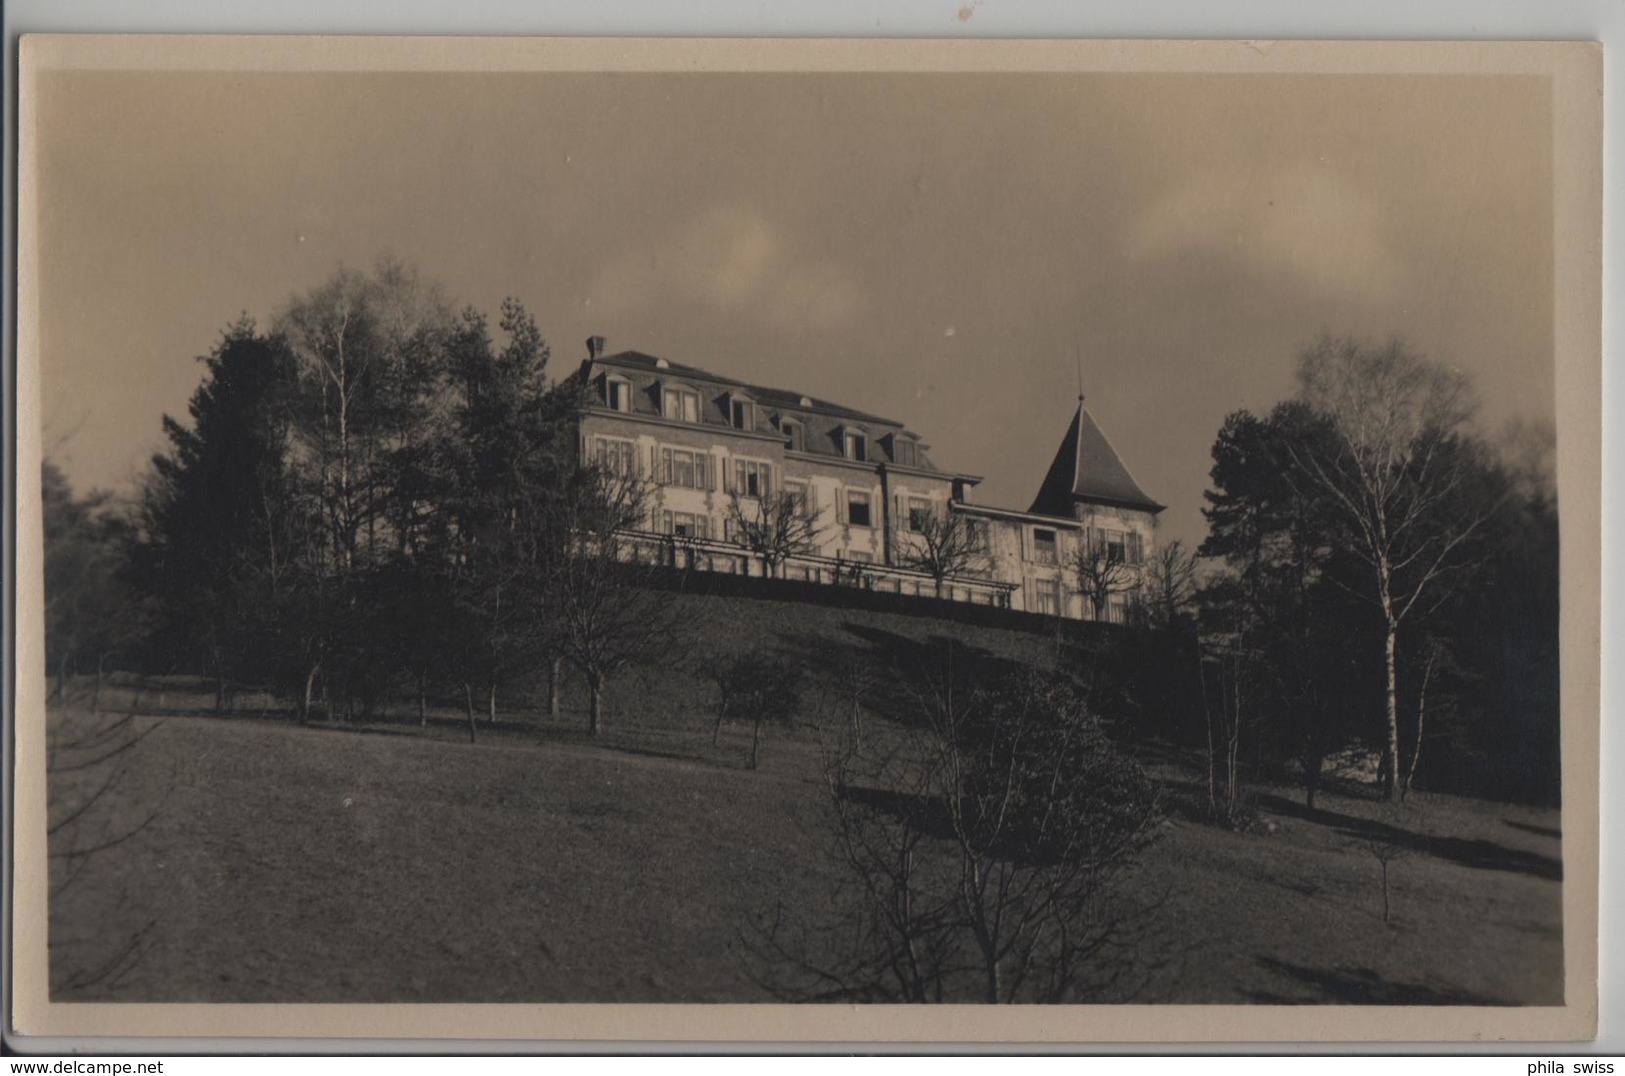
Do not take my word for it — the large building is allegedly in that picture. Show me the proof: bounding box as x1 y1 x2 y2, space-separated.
573 338 1163 622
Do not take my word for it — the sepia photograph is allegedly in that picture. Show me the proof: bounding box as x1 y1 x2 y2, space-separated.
10 36 1602 1043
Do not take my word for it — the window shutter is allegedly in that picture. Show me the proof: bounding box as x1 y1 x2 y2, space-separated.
835 491 846 525
763 464 772 499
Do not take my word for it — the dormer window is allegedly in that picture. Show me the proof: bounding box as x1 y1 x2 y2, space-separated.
605 376 632 413
729 396 755 431
894 439 918 468
661 385 700 424
781 418 805 453
843 430 868 463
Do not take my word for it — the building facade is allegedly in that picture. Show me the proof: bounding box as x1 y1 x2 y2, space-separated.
572 340 1163 621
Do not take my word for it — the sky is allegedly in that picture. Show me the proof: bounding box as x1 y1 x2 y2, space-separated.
33 69 1554 551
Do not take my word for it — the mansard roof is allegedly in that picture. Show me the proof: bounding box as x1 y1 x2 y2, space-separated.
579 350 967 478
590 350 903 428
1029 402 1164 516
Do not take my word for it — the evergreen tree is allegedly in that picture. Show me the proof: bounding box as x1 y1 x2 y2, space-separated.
135 317 303 706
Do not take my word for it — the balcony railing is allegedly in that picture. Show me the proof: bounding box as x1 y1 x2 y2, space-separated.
614 528 1018 609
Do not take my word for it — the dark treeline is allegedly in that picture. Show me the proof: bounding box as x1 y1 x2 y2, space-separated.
1160 336 1559 808
42 259 673 740
41 264 1559 805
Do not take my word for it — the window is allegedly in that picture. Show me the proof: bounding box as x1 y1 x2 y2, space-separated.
1032 528 1058 565
730 397 754 430
1089 526 1140 564
733 459 773 499
845 490 873 528
968 519 990 552
661 386 700 424
844 431 867 462
593 436 637 477
661 511 709 540
1107 533 1127 564
658 447 714 490
606 377 632 413
783 479 810 515
1034 579 1062 616
907 497 934 534
781 418 805 453
894 440 918 468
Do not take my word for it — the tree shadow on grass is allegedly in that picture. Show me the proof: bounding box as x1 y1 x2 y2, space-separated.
772 622 1032 736
300 721 431 741
1248 956 1506 1005
1503 818 1561 841
834 782 956 842
1254 792 1562 882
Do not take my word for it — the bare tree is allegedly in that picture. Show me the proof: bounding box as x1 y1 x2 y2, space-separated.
896 506 989 596
725 491 825 578
835 658 874 749
43 462 143 705
703 649 806 768
1355 804 1425 927
747 658 1161 1002
1402 636 1445 800
1069 520 1139 624
1140 539 1198 629
548 468 678 737
277 258 451 576
272 259 454 720
1288 335 1495 800
1195 636 1250 828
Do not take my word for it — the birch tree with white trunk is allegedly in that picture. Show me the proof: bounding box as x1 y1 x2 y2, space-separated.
1287 336 1495 801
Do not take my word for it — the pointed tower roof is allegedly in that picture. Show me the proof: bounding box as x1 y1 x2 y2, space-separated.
1028 402 1164 516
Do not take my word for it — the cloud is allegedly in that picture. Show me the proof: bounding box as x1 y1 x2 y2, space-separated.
590 204 865 333
1126 162 1406 302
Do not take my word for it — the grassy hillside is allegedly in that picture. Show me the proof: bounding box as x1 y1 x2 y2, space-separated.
45 589 1563 1004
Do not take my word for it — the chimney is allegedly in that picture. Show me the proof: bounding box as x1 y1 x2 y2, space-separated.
587 335 607 359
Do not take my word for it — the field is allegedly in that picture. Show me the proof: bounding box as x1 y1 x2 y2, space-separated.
44 592 1564 1005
